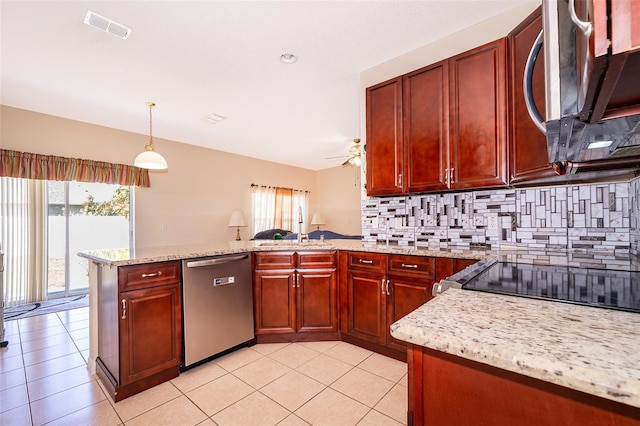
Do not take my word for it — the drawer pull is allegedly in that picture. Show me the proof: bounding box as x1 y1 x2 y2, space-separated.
385 279 390 296
121 299 126 320
381 279 385 295
401 263 418 269
141 271 162 278
359 259 373 264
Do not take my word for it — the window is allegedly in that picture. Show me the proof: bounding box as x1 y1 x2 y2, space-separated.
0 177 132 305
252 185 309 235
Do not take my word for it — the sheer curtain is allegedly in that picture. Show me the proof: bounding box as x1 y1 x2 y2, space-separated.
0 177 47 306
252 185 309 235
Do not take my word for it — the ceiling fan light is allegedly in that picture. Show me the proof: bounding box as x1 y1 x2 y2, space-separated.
134 149 168 170
352 156 362 167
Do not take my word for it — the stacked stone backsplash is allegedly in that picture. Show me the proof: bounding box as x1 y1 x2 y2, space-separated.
362 177 640 254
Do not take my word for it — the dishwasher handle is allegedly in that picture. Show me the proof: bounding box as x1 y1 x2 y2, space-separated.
186 254 249 268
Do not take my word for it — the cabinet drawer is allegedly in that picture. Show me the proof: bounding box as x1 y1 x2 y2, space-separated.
388 255 435 278
347 252 386 272
297 250 336 269
119 261 181 292
254 252 296 269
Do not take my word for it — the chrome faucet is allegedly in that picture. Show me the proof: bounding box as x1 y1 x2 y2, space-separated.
297 214 308 244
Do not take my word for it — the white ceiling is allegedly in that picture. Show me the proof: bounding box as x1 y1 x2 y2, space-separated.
1 0 531 171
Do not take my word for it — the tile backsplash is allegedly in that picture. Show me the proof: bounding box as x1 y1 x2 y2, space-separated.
362 177 640 254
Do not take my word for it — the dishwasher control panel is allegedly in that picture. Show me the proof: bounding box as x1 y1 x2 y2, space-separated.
213 276 235 286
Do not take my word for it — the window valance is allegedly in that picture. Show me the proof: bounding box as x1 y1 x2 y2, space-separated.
0 149 150 187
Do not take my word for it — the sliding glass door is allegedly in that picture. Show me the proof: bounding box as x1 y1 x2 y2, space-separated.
47 181 132 297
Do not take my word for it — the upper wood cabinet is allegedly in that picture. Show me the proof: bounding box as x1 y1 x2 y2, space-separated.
449 38 508 189
366 39 508 196
404 61 450 193
508 7 560 184
366 77 404 195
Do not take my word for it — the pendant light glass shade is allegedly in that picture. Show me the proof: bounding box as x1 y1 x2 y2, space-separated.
134 102 168 170
134 149 168 170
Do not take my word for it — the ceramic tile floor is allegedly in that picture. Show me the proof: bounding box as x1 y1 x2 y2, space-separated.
1 307 408 425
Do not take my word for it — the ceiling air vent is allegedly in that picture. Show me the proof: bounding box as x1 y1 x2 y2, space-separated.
84 10 131 40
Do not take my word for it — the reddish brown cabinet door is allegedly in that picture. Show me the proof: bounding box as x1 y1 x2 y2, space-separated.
253 269 296 335
436 257 478 282
297 269 338 333
366 76 404 196
449 38 508 189
403 61 450 192
508 7 559 184
386 277 432 352
119 283 182 386
347 270 387 345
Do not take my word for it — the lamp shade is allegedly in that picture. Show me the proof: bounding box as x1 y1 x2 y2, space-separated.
310 213 325 230
134 150 168 170
228 210 247 227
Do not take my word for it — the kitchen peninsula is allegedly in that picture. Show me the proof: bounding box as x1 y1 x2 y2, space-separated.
79 240 640 422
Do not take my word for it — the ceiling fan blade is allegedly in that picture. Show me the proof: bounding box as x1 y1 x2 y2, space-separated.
341 158 351 166
325 155 348 160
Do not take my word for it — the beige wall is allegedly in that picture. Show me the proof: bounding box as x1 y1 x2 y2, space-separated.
1 105 362 247
314 166 362 235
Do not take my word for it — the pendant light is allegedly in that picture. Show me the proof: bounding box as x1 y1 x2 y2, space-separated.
134 102 168 170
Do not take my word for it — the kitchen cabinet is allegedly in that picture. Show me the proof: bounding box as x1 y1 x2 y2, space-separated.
96 260 182 402
435 257 478 282
340 251 462 360
366 77 404 195
449 38 508 189
342 251 387 346
385 255 436 352
575 0 640 123
366 39 508 196
407 345 639 426
252 250 338 342
508 7 561 184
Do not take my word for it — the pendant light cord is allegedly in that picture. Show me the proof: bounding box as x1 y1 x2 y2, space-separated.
146 101 155 151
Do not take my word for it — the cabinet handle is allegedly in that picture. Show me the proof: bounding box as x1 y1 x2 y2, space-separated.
401 263 418 269
445 168 450 186
381 279 386 295
293 273 297 288
386 279 390 296
568 0 593 38
359 259 373 264
121 299 126 320
398 173 403 188
450 168 455 184
141 271 162 278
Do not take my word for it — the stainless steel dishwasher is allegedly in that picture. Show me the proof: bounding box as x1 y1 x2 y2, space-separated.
181 253 254 369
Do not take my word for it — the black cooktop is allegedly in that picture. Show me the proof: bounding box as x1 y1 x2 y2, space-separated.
462 262 640 313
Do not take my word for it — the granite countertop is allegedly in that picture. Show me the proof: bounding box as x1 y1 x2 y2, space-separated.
77 240 492 266
390 288 640 408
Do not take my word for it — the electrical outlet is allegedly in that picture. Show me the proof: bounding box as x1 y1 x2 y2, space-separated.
161 223 167 231
488 216 498 230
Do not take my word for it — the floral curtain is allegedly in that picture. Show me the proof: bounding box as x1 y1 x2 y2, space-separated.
0 149 150 187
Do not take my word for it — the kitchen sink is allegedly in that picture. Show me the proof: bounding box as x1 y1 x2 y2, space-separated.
258 240 326 247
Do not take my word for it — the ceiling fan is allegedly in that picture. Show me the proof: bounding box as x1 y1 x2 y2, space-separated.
326 138 362 167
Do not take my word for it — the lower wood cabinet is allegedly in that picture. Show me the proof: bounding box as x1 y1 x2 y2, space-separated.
407 344 640 426
95 260 182 402
340 251 477 361
253 251 338 342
